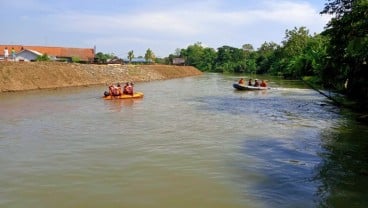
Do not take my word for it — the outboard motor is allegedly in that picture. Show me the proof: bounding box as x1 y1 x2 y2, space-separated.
104 91 110 97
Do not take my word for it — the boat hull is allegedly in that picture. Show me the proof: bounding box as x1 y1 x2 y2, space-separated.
233 83 269 90
103 92 144 100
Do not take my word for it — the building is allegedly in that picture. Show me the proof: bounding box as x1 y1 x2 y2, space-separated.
15 49 43 62
0 45 95 62
172 58 185 65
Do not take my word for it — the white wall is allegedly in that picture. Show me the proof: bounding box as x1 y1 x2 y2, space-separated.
15 51 39 62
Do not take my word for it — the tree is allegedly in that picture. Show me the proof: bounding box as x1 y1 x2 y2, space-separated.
321 0 368 106
181 42 205 67
321 0 354 18
94 52 114 63
127 50 134 63
179 42 217 71
214 46 248 73
215 46 235 73
256 41 279 74
277 27 312 78
196 47 217 71
144 48 156 63
300 34 329 78
282 27 311 58
242 44 254 53
174 48 181 56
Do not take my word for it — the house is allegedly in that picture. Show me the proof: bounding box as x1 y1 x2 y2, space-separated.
0 45 95 62
172 58 185 65
15 49 44 62
106 57 124 65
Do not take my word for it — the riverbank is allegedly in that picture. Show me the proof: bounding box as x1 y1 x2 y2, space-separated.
302 77 368 124
0 62 203 92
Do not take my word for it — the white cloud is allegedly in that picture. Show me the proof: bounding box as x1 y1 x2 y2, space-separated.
51 1 328 34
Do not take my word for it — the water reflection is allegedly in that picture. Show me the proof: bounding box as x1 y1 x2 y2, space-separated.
239 138 321 207
315 120 368 208
103 98 141 112
233 89 269 96
195 82 361 207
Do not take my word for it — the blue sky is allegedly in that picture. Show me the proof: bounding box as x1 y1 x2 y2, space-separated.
1 0 331 58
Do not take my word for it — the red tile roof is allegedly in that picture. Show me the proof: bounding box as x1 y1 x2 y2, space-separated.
0 45 95 61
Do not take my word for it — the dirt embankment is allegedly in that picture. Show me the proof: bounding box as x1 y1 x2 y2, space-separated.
0 62 202 92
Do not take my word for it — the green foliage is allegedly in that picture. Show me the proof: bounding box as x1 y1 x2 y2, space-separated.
215 46 245 73
36 53 50 61
155 57 167 64
166 54 176 65
178 42 217 71
282 27 311 57
174 27 328 80
196 47 217 71
242 44 254 52
321 0 368 106
71 56 81 63
181 42 205 67
144 48 155 63
256 42 279 74
274 27 313 78
94 52 114 64
176 30 328 78
246 58 257 74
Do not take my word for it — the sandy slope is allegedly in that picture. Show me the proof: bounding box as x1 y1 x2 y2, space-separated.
0 62 202 92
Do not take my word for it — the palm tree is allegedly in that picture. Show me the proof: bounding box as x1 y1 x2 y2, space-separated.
127 50 134 63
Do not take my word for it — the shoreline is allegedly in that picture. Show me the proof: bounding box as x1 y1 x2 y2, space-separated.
0 62 203 93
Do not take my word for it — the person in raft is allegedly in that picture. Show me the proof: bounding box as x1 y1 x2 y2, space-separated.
123 82 134 95
248 79 253 86
253 79 260 87
108 83 122 96
238 78 245 85
260 80 267 87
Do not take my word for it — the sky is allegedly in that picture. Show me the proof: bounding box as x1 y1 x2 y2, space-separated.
0 0 332 58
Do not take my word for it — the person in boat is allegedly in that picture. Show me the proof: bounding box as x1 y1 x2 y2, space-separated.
248 79 253 86
123 82 129 94
260 80 267 87
108 84 114 96
254 79 260 87
108 83 122 96
238 78 245 85
123 82 134 95
127 82 134 95
116 83 123 95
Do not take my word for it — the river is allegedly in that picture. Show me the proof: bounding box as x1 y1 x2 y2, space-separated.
1 73 367 208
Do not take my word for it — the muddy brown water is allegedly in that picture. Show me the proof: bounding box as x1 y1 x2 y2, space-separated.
1 73 367 208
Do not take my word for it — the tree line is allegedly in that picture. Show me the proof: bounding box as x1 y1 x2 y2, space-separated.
95 48 156 64
168 0 367 110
